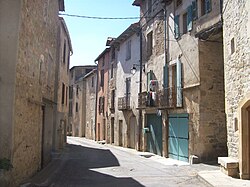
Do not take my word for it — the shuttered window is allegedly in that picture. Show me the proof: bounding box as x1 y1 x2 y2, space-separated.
205 0 212 14
187 5 193 31
192 1 198 20
163 65 169 89
174 15 180 39
147 70 153 91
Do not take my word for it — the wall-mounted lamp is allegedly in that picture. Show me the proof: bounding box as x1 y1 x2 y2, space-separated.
130 64 145 75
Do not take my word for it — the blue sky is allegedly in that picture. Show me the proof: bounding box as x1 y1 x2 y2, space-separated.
62 0 139 68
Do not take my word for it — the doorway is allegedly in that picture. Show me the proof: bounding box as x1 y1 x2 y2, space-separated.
119 120 123 146
129 116 136 149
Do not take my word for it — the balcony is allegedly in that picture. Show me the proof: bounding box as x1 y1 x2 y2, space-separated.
157 87 177 109
118 96 131 110
138 87 178 109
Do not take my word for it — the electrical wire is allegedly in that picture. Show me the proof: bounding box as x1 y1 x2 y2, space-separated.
60 13 140 20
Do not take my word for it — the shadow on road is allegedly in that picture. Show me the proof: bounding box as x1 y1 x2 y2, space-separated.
27 143 145 187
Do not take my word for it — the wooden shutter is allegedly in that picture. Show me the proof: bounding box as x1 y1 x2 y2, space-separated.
174 15 180 39
187 5 193 31
205 0 212 14
176 58 182 107
163 65 168 89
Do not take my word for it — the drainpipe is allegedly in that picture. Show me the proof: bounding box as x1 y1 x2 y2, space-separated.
138 26 143 151
94 61 99 141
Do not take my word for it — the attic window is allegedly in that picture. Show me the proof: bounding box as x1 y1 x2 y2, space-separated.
231 38 235 54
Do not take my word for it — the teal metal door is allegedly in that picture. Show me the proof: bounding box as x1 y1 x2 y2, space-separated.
146 114 162 156
168 113 189 162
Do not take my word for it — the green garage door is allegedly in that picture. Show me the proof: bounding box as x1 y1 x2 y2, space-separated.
146 114 162 156
168 113 189 162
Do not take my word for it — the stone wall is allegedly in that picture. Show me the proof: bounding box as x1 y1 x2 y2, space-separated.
223 0 250 158
10 0 60 185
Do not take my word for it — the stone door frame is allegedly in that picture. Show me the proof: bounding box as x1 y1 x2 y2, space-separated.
239 93 250 179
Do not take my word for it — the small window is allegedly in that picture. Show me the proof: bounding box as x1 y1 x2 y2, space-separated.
177 0 182 7
76 102 78 113
182 12 188 35
126 40 131 61
76 85 79 96
91 76 94 87
147 32 153 57
100 69 104 87
111 64 114 78
231 38 235 54
61 83 65 104
63 40 66 64
66 86 68 106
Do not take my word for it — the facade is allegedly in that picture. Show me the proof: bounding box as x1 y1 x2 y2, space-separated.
222 0 250 179
110 23 140 149
0 0 65 185
54 17 73 150
68 65 96 137
95 48 110 141
83 69 97 140
133 0 227 162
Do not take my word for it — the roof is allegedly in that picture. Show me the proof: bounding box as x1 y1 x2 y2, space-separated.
59 17 73 54
94 48 111 62
132 0 141 6
70 65 97 71
83 69 97 79
110 22 140 47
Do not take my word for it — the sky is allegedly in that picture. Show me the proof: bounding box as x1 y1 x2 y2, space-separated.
62 0 140 68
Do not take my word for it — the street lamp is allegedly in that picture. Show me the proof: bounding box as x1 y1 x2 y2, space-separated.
130 63 145 75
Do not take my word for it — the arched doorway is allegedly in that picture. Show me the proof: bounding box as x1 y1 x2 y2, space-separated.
239 96 250 179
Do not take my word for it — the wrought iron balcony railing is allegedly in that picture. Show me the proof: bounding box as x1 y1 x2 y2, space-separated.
118 96 131 110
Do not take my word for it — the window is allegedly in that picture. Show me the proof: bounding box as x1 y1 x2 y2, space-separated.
126 40 131 61
174 15 180 39
111 64 114 79
111 90 115 110
100 69 104 87
61 83 65 104
102 56 105 67
66 86 68 106
76 102 78 112
91 76 94 87
182 12 188 34
111 48 115 60
76 85 79 96
147 70 153 91
98 97 105 114
69 86 73 99
125 78 131 96
67 50 70 73
147 0 152 15
147 31 153 57
231 38 235 54
69 102 72 116
177 0 182 7
63 40 66 64
200 0 211 17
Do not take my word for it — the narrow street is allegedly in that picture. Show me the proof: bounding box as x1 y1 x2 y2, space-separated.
24 137 217 187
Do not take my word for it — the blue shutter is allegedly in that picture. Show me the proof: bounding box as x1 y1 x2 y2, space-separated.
163 65 168 89
205 0 212 13
187 5 193 31
192 1 198 20
174 15 180 39
176 58 182 107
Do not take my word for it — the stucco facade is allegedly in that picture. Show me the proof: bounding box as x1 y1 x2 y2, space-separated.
0 0 64 185
109 23 140 149
95 49 110 141
69 66 96 137
134 0 227 162
222 0 250 179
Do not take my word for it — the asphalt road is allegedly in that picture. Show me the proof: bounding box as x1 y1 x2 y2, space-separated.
24 137 213 187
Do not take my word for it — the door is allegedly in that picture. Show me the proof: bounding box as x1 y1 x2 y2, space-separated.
168 113 189 162
111 117 115 144
146 114 162 156
129 116 136 149
119 120 123 146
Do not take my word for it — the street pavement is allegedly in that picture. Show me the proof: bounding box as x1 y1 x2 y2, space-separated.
21 137 238 187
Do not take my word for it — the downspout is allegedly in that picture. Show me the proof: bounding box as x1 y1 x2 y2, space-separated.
94 61 99 141
138 26 143 151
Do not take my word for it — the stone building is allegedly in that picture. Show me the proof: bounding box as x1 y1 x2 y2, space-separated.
68 65 96 137
0 0 65 185
220 0 250 179
82 69 97 140
54 17 73 150
95 48 111 141
133 0 227 162
109 23 141 149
